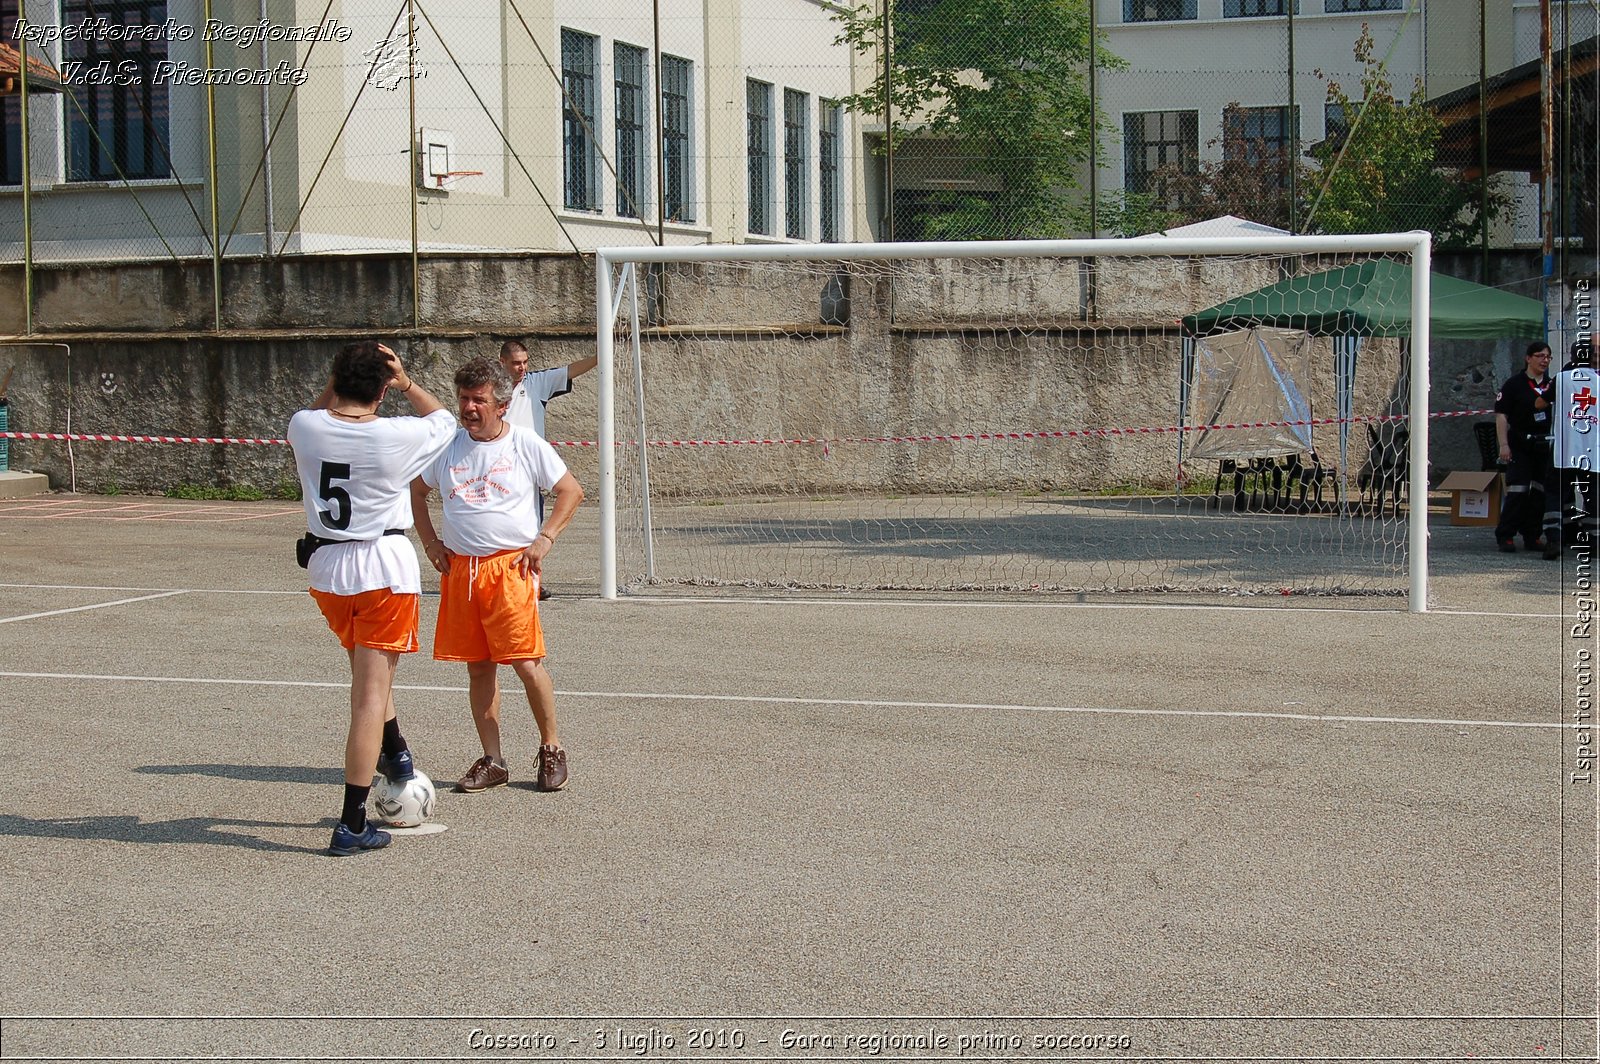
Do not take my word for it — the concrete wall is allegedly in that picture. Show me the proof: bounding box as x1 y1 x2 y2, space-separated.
3 248 1587 496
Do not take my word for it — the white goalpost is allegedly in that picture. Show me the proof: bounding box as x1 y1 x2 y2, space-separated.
595 233 1432 611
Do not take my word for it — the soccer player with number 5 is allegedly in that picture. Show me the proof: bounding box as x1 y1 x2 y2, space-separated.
287 341 455 856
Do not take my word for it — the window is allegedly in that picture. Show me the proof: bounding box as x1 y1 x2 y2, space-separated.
561 28 599 211
1123 0 1196 22
1224 105 1298 172
1224 0 1290 14
747 79 773 235
1323 102 1358 151
1325 0 1399 11
819 100 842 242
783 89 809 239
0 0 20 185
613 42 648 218
1123 110 1197 199
661 54 694 223
63 0 172 181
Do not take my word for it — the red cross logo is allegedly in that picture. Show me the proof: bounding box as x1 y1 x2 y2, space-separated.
1575 386 1597 412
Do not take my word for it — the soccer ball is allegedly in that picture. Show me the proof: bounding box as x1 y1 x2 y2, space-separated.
372 770 437 827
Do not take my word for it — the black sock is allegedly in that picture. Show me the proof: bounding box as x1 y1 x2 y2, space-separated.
341 783 370 832
381 719 407 759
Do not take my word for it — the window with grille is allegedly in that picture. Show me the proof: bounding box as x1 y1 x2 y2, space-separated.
661 54 694 223
561 28 599 211
1123 110 1197 199
1325 0 1399 12
783 88 809 239
1224 0 1291 15
0 0 20 185
747 79 773 235
614 42 648 218
63 0 172 181
1123 0 1196 22
1224 105 1298 183
819 100 841 242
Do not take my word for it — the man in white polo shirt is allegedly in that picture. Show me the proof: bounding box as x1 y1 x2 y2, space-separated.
412 357 585 795
499 339 596 600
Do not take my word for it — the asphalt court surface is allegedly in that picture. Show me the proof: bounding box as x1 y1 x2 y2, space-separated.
0 494 1595 1063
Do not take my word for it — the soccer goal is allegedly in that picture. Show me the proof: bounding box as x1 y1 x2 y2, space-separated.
594 234 1432 610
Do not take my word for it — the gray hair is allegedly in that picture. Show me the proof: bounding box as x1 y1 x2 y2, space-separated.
454 356 514 405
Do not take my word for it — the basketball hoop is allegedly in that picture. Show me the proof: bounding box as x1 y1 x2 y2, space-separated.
435 170 483 188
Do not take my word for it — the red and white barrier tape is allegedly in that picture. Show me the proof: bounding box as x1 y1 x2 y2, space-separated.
2 409 1490 449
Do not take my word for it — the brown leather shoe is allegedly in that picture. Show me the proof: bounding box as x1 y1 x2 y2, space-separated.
536 744 568 791
456 755 508 793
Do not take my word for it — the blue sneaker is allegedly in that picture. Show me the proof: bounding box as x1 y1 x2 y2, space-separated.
377 748 415 783
328 821 391 856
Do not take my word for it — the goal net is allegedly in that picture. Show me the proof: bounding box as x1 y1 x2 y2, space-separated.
595 235 1431 607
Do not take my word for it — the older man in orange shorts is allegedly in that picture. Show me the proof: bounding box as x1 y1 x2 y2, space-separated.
411 356 584 794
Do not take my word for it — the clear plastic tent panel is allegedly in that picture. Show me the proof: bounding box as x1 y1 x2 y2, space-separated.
1188 327 1316 461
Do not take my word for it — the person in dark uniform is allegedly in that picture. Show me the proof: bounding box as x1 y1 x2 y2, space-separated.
1494 341 1554 552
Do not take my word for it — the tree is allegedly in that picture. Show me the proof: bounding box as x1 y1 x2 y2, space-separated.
832 0 1115 240
1305 24 1500 246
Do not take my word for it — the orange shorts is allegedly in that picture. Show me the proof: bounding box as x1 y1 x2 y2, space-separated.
309 587 420 653
433 548 546 664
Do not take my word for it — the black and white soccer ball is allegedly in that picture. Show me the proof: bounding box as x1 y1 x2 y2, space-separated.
372 770 437 827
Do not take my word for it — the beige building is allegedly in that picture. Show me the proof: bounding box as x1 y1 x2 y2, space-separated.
0 0 874 261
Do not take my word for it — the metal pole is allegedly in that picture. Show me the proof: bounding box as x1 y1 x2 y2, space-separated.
260 0 275 250
408 0 420 331
1539 0 1553 301
19 27 33 336
1088 0 1098 239
206 0 221 329
1479 0 1489 273
1286 0 1296 234
654 0 665 247
881 0 893 242
1408 234 1431 614
1558 0 1570 289
597 254 618 599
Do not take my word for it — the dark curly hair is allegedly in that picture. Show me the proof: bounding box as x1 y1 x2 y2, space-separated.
331 341 391 404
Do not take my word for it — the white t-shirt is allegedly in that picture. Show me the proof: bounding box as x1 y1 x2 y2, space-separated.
287 408 457 594
504 365 572 439
421 424 570 556
1552 366 1600 471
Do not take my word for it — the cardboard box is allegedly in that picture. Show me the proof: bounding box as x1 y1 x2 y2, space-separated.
1438 470 1503 526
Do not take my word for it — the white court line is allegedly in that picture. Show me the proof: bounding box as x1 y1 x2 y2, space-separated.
0 583 1565 618
0 669 1570 730
616 594 1566 620
0 583 305 596
0 591 190 625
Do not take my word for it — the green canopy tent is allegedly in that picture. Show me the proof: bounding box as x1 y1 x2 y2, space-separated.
1177 260 1546 478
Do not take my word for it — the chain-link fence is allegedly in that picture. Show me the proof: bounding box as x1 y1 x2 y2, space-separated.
0 0 1593 313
